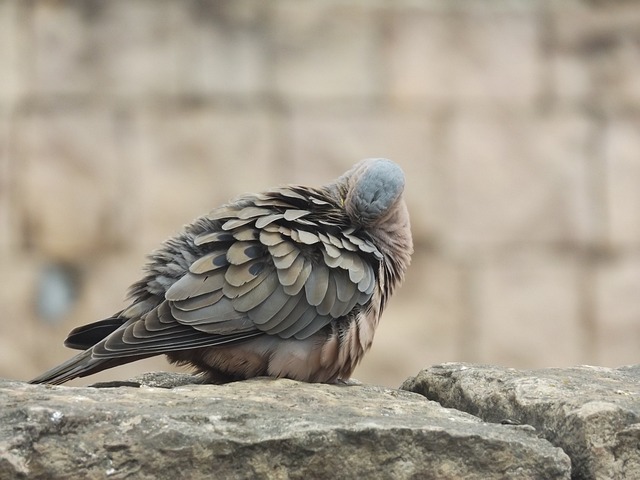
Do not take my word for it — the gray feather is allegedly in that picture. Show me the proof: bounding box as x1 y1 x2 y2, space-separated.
233 227 260 241
283 209 310 221
296 230 320 245
248 285 291 325
259 230 285 246
334 268 357 303
321 248 342 268
194 231 234 246
171 297 244 324
273 249 300 270
172 290 225 311
233 270 279 312
293 313 332 340
255 213 284 229
237 206 271 219
267 295 311 335
305 263 330 306
276 253 306 287
317 274 337 316
269 241 296 258
282 260 312 296
226 241 260 265
189 250 228 274
166 271 225 301
225 260 266 288
223 266 273 299
258 292 305 332
278 307 318 338
222 217 254 230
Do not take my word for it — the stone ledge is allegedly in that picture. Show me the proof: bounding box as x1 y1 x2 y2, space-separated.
0 373 569 480
402 363 640 480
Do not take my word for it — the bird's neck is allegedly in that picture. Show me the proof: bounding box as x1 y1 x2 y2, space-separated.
369 200 413 306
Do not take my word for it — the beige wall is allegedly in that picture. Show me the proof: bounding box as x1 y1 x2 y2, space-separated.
1 0 639 387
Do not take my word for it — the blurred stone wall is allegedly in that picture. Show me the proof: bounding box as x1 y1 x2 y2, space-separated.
1 0 639 387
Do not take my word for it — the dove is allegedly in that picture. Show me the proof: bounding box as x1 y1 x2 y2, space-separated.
30 158 413 385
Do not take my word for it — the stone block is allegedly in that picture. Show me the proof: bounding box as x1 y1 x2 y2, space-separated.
91 0 183 99
386 9 541 107
132 106 276 250
0 109 11 256
28 1 94 96
1 376 571 479
0 0 25 104
472 251 583 367
28 0 271 100
287 110 444 242
446 111 595 251
355 251 465 387
14 107 131 259
594 254 640 366
403 363 640 480
270 1 380 100
604 117 640 246
174 0 268 97
0 255 41 382
548 52 592 105
550 3 640 108
385 11 455 105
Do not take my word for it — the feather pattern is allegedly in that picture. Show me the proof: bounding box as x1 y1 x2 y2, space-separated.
30 158 413 386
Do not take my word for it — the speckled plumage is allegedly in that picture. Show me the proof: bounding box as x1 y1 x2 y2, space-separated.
30 159 413 385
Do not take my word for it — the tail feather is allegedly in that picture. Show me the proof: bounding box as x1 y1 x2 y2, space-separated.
29 349 150 385
64 317 126 350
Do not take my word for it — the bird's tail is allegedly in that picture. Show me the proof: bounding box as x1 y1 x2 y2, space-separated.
29 349 146 385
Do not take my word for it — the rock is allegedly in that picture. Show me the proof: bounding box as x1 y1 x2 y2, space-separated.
0 375 569 480
401 363 640 480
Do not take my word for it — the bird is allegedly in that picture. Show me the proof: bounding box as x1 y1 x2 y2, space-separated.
30 158 413 385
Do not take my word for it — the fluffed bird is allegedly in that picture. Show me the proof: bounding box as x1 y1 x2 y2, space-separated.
30 158 413 385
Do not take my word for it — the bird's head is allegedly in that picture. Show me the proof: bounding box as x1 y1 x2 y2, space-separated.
335 158 406 228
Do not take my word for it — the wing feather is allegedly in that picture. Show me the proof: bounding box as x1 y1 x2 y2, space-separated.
305 263 330 306
166 271 225 301
293 314 332 340
172 290 225 311
92 190 381 362
189 250 228 274
171 296 245 323
257 292 305 332
232 270 280 312
276 253 305 287
317 274 337 316
225 259 266 287
247 285 290 325
283 259 311 296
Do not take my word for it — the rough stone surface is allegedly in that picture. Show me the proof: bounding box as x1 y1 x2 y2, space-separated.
402 363 640 480
386 8 541 107
0 374 570 480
